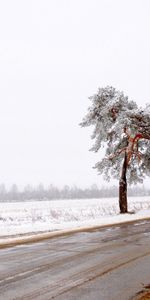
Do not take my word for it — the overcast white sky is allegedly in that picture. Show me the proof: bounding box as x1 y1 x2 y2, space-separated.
0 0 149 188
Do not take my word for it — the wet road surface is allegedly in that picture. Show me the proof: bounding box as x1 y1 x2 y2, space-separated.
0 219 150 300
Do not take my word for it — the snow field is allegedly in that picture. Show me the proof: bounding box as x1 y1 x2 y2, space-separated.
0 197 150 237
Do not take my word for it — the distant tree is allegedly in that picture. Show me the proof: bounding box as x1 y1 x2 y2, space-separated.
80 86 150 213
0 184 6 200
36 183 45 199
9 184 19 200
48 184 60 199
62 185 70 199
23 184 34 200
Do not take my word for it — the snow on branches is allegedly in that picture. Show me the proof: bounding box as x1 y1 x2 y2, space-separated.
80 86 150 184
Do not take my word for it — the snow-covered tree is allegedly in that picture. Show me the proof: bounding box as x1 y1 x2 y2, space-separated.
80 86 150 213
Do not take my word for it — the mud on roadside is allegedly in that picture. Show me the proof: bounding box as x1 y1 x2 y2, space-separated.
133 284 150 300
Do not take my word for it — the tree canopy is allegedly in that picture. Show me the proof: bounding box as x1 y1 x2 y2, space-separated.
80 86 150 185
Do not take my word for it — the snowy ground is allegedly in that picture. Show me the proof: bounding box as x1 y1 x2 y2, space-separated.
0 197 150 237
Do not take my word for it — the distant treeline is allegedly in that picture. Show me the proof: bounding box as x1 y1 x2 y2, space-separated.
0 184 149 202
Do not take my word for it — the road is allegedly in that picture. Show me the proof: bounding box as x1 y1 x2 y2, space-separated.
0 220 150 300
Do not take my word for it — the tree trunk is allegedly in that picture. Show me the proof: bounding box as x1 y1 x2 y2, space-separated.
119 152 128 213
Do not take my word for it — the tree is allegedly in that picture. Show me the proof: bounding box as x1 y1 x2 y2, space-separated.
80 86 150 213
0 184 6 200
23 184 34 200
9 184 19 201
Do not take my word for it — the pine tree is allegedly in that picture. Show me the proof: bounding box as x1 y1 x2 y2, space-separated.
80 86 150 213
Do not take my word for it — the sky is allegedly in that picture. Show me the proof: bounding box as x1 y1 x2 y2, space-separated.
0 0 149 189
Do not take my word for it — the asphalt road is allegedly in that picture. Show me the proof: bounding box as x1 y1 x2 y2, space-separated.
0 220 150 300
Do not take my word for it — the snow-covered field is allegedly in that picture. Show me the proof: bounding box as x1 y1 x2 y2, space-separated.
0 197 150 237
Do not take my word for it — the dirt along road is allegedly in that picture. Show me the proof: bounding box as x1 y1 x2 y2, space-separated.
0 219 150 300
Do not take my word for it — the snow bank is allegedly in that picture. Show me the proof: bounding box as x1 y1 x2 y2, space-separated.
0 197 150 237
